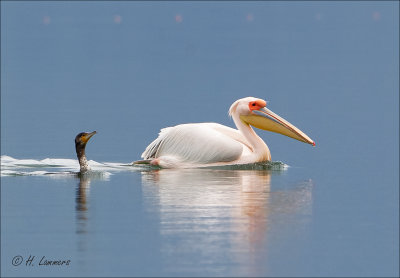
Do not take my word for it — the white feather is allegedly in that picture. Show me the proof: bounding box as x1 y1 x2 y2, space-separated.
139 96 315 168
142 123 252 166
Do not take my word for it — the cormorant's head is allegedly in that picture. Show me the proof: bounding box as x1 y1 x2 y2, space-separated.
75 131 97 151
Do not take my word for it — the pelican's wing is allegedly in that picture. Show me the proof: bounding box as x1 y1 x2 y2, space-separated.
142 123 247 164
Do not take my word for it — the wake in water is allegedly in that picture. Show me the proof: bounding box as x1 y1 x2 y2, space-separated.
1 155 288 177
0 155 135 177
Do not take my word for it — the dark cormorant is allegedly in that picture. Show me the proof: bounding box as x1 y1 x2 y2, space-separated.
75 131 96 173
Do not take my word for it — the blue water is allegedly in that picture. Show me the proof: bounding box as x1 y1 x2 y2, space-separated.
1 2 399 277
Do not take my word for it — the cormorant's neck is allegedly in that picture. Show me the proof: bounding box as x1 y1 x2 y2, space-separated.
76 144 90 172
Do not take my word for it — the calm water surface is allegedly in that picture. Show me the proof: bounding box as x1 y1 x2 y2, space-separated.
2 164 314 277
1 1 399 277
1 159 397 277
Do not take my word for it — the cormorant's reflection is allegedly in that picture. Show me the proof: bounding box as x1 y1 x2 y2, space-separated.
140 169 313 276
74 172 110 271
76 174 91 235
75 172 110 237
75 173 92 261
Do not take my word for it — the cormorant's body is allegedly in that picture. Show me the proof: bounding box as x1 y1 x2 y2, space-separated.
75 131 96 173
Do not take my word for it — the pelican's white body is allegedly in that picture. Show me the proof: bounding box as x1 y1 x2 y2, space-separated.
142 122 270 168
141 97 314 168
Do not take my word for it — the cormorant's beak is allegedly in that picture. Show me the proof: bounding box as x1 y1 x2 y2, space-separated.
81 131 97 144
240 108 315 146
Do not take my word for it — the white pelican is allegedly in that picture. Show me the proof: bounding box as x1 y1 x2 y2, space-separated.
138 97 315 168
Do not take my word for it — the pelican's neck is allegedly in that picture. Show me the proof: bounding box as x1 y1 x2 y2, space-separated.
76 146 91 172
232 113 271 161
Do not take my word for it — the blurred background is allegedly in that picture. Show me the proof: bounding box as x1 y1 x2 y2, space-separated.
2 1 398 168
1 2 398 277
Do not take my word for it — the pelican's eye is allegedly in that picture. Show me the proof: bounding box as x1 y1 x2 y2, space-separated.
249 100 266 111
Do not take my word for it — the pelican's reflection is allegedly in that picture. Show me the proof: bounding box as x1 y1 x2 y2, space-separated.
140 169 313 276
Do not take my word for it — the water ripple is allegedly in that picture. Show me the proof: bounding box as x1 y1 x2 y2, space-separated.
1 155 288 177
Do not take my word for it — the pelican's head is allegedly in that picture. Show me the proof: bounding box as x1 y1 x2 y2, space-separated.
229 97 315 146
